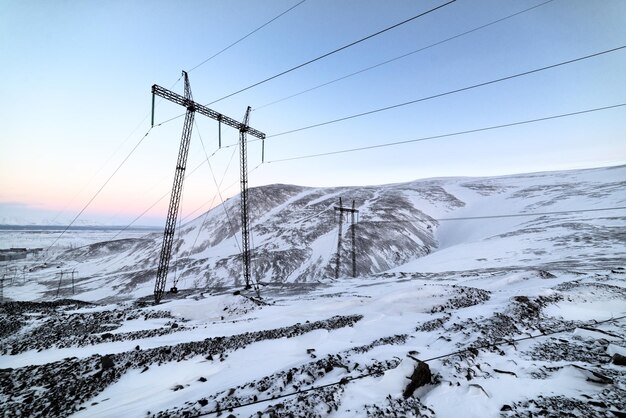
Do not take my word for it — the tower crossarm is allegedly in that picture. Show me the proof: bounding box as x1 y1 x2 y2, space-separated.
152 85 266 140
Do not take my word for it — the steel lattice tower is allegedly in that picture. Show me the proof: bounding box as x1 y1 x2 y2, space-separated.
151 72 265 304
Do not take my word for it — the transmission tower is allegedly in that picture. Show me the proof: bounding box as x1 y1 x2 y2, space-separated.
151 71 265 304
239 106 256 293
334 198 359 279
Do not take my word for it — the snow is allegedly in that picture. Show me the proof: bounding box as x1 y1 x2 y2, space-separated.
544 300 626 321
1 165 625 417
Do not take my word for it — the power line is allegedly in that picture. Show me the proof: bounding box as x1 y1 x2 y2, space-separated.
110 159 208 240
254 0 555 111
49 74 185 226
191 121 242 254
190 314 626 417
265 103 626 162
206 0 457 106
49 73 188 238
350 206 626 223
112 155 255 240
188 0 308 72
46 0 307 248
148 0 307 127
267 45 626 138
46 127 153 252
181 162 263 224
49 116 152 224
283 206 626 228
182 147 237 224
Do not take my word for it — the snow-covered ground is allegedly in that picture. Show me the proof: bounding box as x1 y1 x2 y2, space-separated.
1 166 625 417
0 227 159 251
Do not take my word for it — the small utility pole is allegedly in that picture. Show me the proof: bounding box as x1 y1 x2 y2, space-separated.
334 198 359 279
335 198 344 280
0 275 4 304
71 269 76 295
56 271 63 297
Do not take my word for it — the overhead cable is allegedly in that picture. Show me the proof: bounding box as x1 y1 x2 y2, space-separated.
254 0 555 111
111 159 208 240
181 163 263 224
46 128 153 252
282 206 626 228
188 0 308 72
49 116 152 225
267 45 626 138
352 206 626 223
192 121 242 253
265 103 626 162
206 0 457 105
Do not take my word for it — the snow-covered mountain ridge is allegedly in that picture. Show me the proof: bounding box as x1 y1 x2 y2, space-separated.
38 164 625 300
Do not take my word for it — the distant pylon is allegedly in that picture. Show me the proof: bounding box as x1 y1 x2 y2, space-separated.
334 198 359 279
56 271 63 297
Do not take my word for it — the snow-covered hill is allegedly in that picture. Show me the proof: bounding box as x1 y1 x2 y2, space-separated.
19 164 624 301
1 165 625 417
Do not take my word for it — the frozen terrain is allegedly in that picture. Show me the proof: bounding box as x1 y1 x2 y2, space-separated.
1 165 625 417
0 226 160 250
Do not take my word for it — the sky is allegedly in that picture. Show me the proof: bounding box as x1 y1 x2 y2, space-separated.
0 0 625 226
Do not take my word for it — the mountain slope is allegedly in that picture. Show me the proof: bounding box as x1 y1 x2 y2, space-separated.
2 165 625 418
15 164 625 301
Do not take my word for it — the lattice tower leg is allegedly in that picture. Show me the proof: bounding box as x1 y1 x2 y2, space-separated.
154 107 195 304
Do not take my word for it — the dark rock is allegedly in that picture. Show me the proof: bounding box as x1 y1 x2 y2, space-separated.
539 270 556 279
611 353 626 366
1 314 363 417
501 404 512 411
403 360 431 398
171 323 179 329
571 365 613 384
100 354 114 371
198 377 207 382
198 399 208 407
494 369 517 377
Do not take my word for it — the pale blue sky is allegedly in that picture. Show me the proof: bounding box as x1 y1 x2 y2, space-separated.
0 0 625 225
